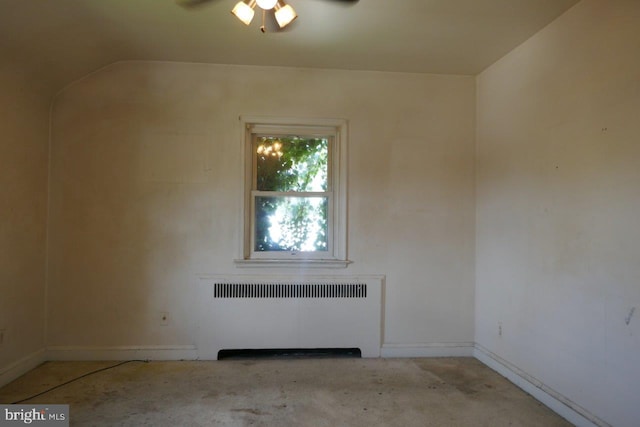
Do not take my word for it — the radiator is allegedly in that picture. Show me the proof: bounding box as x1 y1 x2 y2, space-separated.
195 275 384 358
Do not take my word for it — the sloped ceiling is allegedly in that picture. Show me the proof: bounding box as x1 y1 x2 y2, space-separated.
1 0 579 98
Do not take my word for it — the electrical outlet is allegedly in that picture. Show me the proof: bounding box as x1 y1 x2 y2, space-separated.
0 329 5 346
160 312 170 326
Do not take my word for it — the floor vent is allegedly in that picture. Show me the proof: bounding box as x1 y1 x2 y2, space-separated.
213 282 367 299
218 348 362 360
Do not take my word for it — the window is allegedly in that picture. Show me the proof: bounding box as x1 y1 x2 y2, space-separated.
237 116 349 267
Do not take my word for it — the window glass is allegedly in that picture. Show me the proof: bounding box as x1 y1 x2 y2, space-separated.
256 137 328 192
254 136 329 253
254 196 328 252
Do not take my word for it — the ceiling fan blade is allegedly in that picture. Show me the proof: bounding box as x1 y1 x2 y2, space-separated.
313 0 360 4
175 0 220 10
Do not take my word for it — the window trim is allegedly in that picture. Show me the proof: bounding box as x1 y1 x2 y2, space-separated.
235 116 350 268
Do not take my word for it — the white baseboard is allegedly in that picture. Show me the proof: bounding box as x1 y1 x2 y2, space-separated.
46 345 198 361
381 342 474 358
0 348 47 388
473 344 608 427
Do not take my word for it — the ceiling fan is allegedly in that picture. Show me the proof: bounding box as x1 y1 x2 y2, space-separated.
177 0 359 33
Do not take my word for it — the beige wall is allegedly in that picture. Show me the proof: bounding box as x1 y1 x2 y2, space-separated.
0 68 49 374
476 1 640 426
47 62 476 351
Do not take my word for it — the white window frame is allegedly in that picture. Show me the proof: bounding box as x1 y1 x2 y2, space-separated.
235 116 350 268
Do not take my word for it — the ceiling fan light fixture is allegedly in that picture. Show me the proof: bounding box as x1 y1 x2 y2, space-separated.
256 0 278 10
274 1 297 28
231 0 256 25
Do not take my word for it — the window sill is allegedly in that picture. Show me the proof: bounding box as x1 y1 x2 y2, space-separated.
234 259 352 269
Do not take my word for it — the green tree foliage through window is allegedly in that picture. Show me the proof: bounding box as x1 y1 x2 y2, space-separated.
254 136 329 252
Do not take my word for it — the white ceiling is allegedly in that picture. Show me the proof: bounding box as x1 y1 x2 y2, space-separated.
1 0 579 97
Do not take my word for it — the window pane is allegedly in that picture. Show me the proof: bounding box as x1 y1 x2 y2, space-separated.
255 196 328 252
256 137 328 192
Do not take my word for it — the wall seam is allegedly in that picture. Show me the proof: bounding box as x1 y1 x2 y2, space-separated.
43 95 55 350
